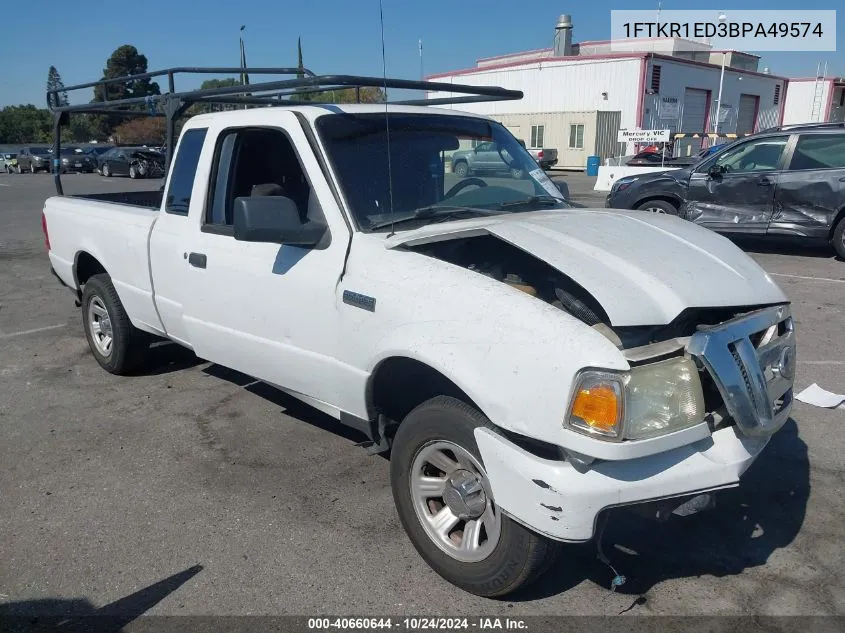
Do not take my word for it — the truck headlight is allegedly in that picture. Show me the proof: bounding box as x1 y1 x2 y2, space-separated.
566 357 705 441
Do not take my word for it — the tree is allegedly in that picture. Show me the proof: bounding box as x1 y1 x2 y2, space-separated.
0 105 52 143
46 66 68 109
93 45 160 103
92 45 161 138
186 78 243 115
113 117 166 145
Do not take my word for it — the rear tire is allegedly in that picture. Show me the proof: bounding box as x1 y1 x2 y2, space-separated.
129 164 138 179
510 167 525 180
833 216 845 260
81 273 150 375
453 161 469 178
390 396 559 597
102 164 111 177
636 199 678 215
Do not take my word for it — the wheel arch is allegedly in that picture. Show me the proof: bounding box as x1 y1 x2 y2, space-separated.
366 356 484 428
73 251 108 292
827 204 845 240
633 194 682 210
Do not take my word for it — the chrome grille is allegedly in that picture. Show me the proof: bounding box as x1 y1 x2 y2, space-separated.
687 304 795 436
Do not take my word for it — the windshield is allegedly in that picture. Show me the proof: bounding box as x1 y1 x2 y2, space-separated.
31 148 49 155
315 113 572 232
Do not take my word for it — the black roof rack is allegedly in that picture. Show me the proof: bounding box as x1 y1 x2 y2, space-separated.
47 66 523 194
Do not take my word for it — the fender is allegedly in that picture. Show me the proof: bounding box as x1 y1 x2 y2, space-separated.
366 302 628 447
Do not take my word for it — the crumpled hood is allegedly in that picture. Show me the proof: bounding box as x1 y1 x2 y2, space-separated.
384 209 787 326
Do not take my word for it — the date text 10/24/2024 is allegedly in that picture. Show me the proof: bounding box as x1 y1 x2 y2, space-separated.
307 618 529 630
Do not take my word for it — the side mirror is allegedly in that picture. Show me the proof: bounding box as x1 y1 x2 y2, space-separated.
707 164 724 178
233 196 327 246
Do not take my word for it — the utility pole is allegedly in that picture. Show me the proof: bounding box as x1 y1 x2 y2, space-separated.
419 38 424 80
713 12 727 136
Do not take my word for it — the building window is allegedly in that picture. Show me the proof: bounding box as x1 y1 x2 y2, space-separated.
569 124 584 149
774 84 781 105
651 65 661 93
530 125 545 148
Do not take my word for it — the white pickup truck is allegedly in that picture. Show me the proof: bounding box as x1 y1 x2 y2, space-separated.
43 102 797 597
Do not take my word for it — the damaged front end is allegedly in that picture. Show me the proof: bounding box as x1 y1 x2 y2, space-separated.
408 229 795 465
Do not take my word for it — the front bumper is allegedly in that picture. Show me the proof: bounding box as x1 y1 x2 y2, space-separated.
479 303 795 542
476 424 769 542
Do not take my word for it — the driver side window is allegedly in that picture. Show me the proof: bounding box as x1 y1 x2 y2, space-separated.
709 136 789 174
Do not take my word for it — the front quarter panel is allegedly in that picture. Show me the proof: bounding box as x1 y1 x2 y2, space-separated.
338 234 629 448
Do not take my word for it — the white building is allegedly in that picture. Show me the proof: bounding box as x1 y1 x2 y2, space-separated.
782 76 845 126
427 15 787 169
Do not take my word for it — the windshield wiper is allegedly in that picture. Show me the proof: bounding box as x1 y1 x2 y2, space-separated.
368 205 496 230
498 195 564 210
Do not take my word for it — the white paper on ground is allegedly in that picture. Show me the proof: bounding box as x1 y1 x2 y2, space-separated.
795 383 845 409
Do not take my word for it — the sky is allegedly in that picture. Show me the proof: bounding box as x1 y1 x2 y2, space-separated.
0 0 842 107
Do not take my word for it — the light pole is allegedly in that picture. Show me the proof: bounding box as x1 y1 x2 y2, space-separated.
713 12 727 136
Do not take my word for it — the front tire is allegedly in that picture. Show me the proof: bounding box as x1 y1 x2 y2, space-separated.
81 273 149 375
510 167 524 180
129 164 138 179
636 199 678 215
390 396 558 597
832 216 845 260
102 164 111 177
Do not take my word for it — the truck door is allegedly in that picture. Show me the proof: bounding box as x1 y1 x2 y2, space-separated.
148 127 209 347
179 115 356 412
685 135 789 233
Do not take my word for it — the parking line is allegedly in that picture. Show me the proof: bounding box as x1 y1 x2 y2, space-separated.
770 272 845 284
799 360 845 366
0 183 11 187
0 324 66 339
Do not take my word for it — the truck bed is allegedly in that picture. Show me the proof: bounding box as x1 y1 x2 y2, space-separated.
70 190 163 209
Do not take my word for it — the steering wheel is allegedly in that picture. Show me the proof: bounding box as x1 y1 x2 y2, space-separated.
445 177 487 199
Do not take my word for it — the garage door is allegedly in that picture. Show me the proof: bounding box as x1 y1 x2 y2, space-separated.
737 94 759 134
681 88 709 133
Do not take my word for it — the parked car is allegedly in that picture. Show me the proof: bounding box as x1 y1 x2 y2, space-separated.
81 145 114 160
0 152 19 173
605 122 845 259
97 146 165 178
57 147 96 173
451 140 557 178
44 98 797 597
17 146 52 173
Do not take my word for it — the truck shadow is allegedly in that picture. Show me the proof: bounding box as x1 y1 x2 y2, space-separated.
201 364 371 446
0 564 202 632
512 418 810 602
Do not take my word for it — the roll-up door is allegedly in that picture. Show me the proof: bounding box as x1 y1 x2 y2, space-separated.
681 88 709 133
737 94 759 134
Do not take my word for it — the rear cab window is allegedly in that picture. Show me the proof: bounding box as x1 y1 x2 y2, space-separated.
165 128 208 215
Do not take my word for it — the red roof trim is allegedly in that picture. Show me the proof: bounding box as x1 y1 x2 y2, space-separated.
426 53 649 79
476 47 552 64
427 52 787 81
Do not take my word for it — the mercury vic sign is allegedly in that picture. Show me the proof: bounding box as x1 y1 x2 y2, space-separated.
617 129 671 144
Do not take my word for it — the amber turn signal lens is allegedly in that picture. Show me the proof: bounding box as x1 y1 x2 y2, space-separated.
570 384 620 435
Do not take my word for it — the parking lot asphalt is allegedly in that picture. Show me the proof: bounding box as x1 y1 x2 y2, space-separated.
0 171 843 618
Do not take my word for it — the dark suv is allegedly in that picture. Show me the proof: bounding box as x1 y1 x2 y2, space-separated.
605 123 845 259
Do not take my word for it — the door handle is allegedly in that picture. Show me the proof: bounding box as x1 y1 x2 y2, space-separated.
757 177 772 186
838 176 845 182
188 252 207 269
